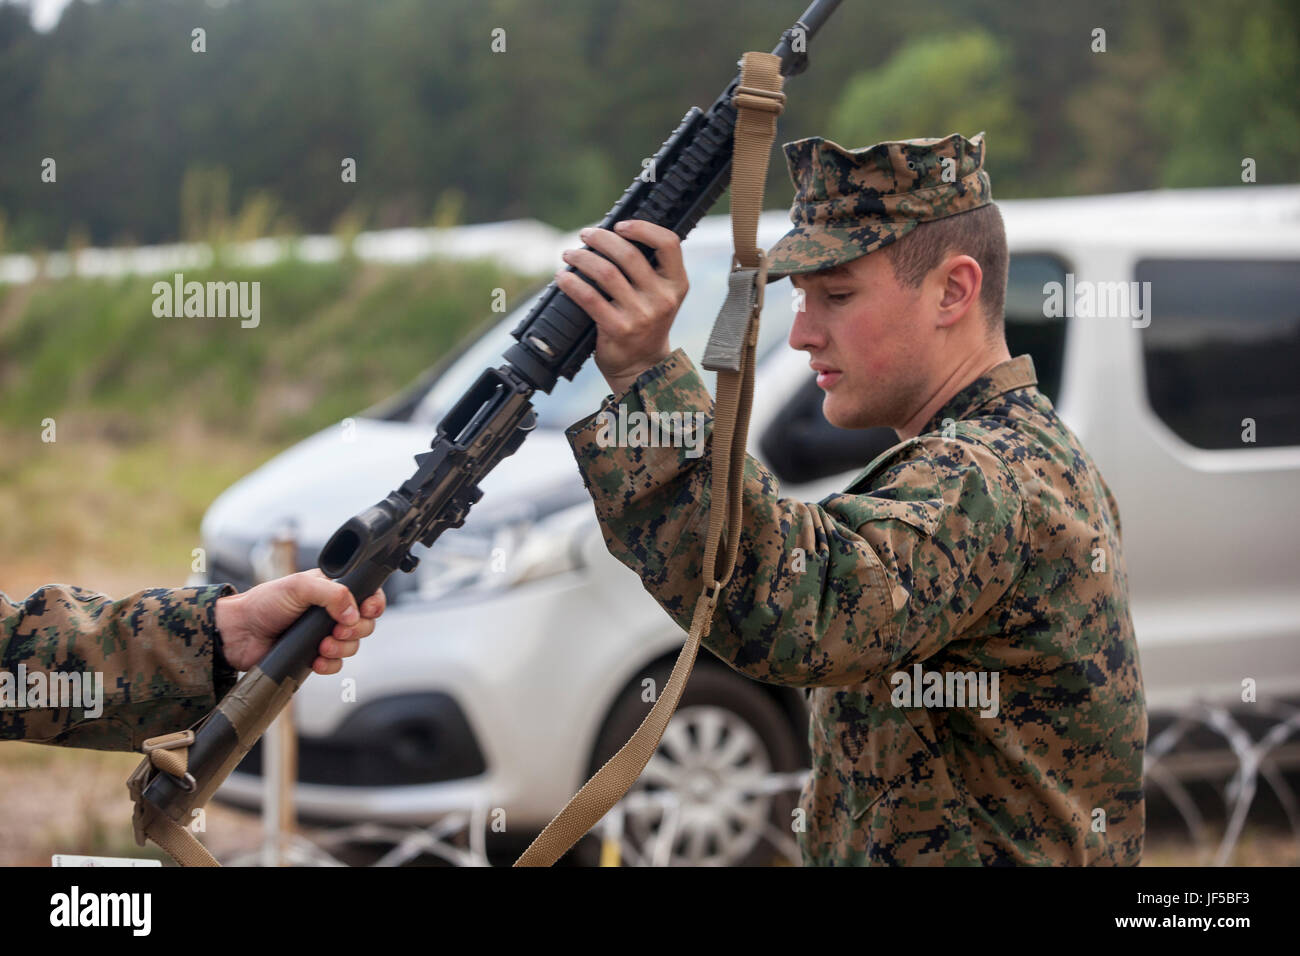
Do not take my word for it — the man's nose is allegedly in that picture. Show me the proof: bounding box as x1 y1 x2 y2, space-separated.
787 290 824 352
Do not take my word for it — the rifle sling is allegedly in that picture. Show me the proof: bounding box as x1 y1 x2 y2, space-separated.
513 50 784 867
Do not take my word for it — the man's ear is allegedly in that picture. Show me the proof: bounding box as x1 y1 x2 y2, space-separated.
936 254 982 329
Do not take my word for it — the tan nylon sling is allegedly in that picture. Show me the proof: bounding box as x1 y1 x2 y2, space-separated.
514 51 786 867
128 729 221 866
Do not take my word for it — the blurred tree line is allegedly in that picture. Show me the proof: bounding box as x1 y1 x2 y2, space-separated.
1 0 1296 251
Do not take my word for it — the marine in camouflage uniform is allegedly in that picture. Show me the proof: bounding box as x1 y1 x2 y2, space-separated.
1 584 237 750
566 133 1147 865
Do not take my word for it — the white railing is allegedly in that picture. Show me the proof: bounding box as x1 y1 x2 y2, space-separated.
0 219 569 285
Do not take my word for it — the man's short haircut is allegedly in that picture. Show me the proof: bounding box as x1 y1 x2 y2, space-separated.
880 202 1009 336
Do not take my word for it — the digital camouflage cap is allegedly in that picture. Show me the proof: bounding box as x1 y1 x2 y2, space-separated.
766 131 992 280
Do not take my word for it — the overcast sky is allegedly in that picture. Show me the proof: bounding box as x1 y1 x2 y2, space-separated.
6 0 94 32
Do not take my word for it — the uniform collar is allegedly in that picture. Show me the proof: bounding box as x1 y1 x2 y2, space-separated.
918 354 1038 436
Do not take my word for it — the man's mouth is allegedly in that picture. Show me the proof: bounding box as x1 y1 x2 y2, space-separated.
811 363 841 389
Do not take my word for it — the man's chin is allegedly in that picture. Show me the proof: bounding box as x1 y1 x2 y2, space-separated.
823 394 889 431
822 396 863 430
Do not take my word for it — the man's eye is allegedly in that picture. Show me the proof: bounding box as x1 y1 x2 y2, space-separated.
825 291 852 303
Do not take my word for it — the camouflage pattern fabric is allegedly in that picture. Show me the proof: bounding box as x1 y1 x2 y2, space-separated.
767 132 992 280
567 351 1146 865
0 584 237 750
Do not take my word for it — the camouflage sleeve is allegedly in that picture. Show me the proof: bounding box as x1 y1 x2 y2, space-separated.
567 348 1025 688
0 583 238 751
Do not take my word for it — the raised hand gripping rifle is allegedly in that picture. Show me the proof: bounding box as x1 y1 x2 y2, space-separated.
127 0 844 867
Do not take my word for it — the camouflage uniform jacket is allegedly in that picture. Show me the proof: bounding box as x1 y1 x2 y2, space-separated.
0 584 237 750
567 349 1147 865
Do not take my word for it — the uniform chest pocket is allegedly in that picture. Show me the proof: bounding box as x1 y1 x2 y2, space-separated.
843 703 975 865
808 683 940 821
805 684 977 865
844 703 938 821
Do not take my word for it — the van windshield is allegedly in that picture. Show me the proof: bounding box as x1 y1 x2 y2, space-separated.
412 245 794 429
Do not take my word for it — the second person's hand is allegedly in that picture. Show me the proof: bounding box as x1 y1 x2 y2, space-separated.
214 569 386 675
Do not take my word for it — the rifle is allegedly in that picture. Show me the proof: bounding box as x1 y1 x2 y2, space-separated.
128 0 845 866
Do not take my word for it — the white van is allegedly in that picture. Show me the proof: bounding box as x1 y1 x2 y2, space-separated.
201 188 1300 864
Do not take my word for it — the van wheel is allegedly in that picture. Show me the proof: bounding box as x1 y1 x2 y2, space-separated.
577 661 804 867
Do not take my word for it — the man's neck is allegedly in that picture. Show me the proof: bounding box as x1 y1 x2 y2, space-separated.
896 342 1012 441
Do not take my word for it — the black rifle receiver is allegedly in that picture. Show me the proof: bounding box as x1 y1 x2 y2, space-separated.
137 0 844 834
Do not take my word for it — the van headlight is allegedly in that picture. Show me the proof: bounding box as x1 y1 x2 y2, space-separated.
412 500 592 602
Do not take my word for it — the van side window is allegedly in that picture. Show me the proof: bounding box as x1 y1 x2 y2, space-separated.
1137 259 1300 450
759 253 1070 486
1004 254 1069 404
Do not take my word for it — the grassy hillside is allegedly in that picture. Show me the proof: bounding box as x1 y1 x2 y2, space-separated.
0 257 543 596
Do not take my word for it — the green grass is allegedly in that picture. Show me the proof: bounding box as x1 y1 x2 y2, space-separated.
0 257 542 442
0 256 545 593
